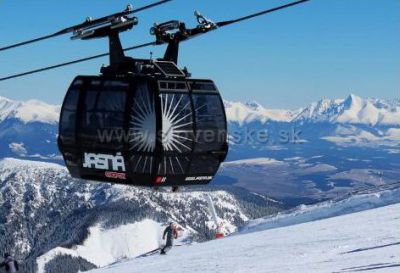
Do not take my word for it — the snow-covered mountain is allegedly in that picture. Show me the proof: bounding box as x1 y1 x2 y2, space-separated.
0 94 399 203
88 187 400 273
224 100 300 125
0 96 60 161
0 96 59 124
294 94 400 126
224 94 400 126
221 95 399 202
0 158 281 273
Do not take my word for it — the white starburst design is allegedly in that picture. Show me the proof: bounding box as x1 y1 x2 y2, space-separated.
129 84 156 153
129 87 197 174
160 93 193 152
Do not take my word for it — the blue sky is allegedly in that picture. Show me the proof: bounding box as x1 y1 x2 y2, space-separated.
0 0 398 109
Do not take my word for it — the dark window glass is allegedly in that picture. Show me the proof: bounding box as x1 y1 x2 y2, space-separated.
60 88 80 145
190 81 217 93
78 81 128 149
63 88 79 111
192 94 226 153
189 155 220 175
84 90 98 111
158 81 188 92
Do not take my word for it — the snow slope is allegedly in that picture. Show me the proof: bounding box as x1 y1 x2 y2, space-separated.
89 189 400 273
37 220 177 273
241 187 400 234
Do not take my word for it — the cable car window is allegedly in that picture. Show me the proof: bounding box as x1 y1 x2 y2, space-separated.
97 91 125 128
190 81 218 93
79 81 128 149
158 81 188 92
84 90 99 111
189 155 220 174
192 94 226 152
60 88 79 145
63 88 80 111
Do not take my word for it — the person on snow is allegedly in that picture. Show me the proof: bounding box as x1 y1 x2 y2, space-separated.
0 253 19 273
160 222 178 255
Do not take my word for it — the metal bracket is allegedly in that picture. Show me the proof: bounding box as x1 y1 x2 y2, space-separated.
150 11 217 64
69 5 139 72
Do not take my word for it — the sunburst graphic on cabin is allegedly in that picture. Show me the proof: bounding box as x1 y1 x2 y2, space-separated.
129 85 156 153
129 90 196 174
160 93 193 152
157 93 194 175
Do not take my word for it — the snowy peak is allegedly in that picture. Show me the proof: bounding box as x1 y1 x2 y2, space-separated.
0 96 60 124
295 94 400 126
244 101 263 111
225 94 399 126
224 100 299 125
294 98 344 122
343 93 362 108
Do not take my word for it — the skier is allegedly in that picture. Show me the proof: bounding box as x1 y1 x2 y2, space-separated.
0 253 19 273
160 222 178 255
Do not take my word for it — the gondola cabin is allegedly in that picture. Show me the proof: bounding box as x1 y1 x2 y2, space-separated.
58 61 228 187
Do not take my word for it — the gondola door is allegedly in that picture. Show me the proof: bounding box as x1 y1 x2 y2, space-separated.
77 78 130 182
155 80 195 186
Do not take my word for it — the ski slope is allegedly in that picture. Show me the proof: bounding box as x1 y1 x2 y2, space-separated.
89 190 400 273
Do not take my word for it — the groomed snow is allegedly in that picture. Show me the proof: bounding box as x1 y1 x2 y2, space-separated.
89 190 400 273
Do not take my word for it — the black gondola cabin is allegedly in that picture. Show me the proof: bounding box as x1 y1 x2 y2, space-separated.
58 66 228 187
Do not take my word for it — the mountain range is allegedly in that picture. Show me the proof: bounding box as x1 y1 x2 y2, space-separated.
0 94 399 202
2 93 399 127
225 94 400 126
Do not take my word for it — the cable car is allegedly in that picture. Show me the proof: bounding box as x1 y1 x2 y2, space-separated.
0 0 310 188
57 12 230 188
59 73 228 187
